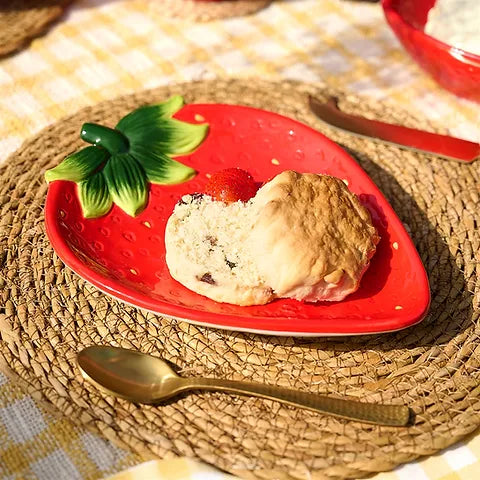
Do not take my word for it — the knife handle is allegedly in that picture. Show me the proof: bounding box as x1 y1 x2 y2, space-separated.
308 96 479 163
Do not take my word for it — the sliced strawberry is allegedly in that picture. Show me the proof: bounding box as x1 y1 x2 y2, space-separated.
204 168 258 203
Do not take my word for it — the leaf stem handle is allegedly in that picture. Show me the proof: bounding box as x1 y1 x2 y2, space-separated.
81 123 129 154
181 377 411 426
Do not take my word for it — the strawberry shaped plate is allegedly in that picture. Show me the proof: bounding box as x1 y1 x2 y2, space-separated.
45 102 430 336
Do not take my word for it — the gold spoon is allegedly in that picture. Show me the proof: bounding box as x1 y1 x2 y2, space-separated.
77 346 411 427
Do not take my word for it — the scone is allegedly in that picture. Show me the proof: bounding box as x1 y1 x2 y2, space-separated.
250 170 379 302
165 193 275 306
165 170 379 306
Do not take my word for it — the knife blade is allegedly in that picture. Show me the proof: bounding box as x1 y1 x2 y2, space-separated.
308 95 479 163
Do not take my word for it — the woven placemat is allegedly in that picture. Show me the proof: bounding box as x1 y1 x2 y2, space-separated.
144 0 271 22
1 78 479 480
0 0 72 57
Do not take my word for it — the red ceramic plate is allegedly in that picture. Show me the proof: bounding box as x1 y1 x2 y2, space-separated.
45 104 430 336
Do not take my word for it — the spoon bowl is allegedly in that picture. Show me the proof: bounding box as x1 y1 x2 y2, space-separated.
78 346 185 403
78 345 412 426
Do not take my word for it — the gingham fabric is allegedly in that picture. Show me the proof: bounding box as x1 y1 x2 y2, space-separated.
104 458 238 480
0 1 479 479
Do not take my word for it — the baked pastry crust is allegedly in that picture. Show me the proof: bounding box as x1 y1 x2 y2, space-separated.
250 171 380 302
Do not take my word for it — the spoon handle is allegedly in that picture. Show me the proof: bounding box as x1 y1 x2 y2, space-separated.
182 377 411 426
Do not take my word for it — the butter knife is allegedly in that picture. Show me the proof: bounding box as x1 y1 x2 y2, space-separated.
308 95 479 163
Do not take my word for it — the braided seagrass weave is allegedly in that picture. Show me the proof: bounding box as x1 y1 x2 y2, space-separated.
144 0 271 22
0 79 479 479
0 0 72 57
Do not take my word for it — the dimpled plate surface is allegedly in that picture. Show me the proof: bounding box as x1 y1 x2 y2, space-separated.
45 104 430 336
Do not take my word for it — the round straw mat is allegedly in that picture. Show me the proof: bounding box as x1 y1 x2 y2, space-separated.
0 0 72 57
144 0 271 22
1 79 479 480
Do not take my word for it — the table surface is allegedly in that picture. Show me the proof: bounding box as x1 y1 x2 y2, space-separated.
0 1 479 479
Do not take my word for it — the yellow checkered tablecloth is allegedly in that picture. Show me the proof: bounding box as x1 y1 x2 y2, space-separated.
0 0 479 479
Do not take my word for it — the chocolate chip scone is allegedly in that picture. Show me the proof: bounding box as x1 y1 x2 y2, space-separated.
165 171 379 306
165 193 274 306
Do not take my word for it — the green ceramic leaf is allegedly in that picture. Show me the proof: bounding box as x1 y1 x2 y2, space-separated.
103 153 148 217
131 146 196 184
45 146 108 183
78 171 112 218
46 96 209 219
126 119 209 156
115 95 185 135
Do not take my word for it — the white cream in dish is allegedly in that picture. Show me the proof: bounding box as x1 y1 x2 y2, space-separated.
425 0 480 56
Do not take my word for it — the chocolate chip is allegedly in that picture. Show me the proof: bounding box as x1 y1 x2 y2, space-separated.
225 258 237 269
206 235 218 246
198 273 216 285
177 193 204 205
190 193 204 202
